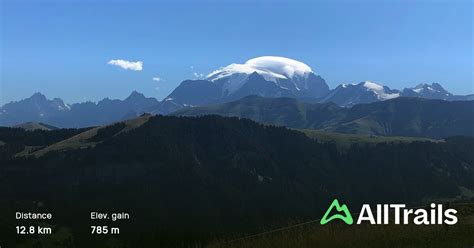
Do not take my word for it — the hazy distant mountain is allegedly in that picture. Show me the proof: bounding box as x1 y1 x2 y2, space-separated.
0 91 158 127
401 83 473 101
160 80 222 106
0 93 69 126
402 83 452 99
57 91 158 127
175 96 474 138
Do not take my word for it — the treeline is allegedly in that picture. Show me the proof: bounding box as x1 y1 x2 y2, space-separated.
0 126 90 159
0 126 90 146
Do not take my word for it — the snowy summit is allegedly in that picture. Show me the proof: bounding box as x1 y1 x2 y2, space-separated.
362 81 400 100
207 56 313 83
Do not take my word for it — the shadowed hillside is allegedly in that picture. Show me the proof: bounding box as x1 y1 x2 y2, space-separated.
1 115 473 247
174 96 474 139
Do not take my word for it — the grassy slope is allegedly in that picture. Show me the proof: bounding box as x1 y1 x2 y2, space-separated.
299 129 438 150
209 204 474 248
28 114 151 157
13 122 58 131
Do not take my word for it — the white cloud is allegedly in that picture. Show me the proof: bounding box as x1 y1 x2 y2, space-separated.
193 72 205 79
108 59 143 71
152 76 161 82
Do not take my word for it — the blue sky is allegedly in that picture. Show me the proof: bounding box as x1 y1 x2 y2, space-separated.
1 0 472 104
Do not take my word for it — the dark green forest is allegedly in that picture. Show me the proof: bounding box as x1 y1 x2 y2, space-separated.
0 115 473 247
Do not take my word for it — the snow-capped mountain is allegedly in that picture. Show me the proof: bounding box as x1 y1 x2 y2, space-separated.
153 56 330 113
207 56 329 98
160 56 469 111
320 81 473 107
320 81 400 107
402 83 453 100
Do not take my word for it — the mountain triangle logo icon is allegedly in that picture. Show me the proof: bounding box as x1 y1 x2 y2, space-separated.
320 199 353 225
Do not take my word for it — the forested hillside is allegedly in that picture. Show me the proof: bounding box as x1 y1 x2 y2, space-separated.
1 115 473 247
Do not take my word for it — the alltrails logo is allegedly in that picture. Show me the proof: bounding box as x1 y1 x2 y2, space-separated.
320 199 458 225
320 199 353 225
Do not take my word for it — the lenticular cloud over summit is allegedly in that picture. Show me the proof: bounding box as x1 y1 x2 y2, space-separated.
198 56 329 99
207 56 314 82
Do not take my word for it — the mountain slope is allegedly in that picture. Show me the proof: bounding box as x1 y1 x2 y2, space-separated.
174 96 474 138
29 114 152 157
1 115 473 247
332 97 474 138
13 122 58 131
173 95 346 129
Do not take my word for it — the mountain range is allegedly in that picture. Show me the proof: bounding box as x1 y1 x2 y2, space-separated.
318 82 474 107
0 91 158 127
1 56 472 127
156 56 472 111
174 96 474 139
